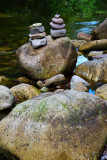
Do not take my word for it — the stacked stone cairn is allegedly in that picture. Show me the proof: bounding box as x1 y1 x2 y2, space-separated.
29 23 47 49
50 14 66 38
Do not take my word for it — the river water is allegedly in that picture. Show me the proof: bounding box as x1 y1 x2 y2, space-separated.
0 11 106 85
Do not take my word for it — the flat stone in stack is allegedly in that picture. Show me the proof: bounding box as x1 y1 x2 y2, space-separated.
50 14 66 38
29 23 47 49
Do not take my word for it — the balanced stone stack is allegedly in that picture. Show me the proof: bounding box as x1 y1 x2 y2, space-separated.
50 14 66 38
29 23 47 49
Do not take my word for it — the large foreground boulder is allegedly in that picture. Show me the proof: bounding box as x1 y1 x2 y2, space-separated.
91 18 107 40
78 39 107 52
0 90 107 160
17 35 77 80
75 58 107 83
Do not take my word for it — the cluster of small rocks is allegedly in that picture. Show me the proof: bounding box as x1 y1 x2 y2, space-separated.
50 14 66 38
29 23 47 48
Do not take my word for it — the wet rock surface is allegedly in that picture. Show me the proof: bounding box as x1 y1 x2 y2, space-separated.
0 90 106 160
78 39 107 52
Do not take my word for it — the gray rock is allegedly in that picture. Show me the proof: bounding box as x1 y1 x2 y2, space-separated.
37 74 66 88
55 14 60 18
0 85 15 111
50 22 65 29
31 37 47 49
30 26 45 34
50 29 66 38
88 51 104 57
29 32 46 39
92 54 107 60
16 36 77 80
40 87 49 92
70 75 90 92
52 18 64 24
0 90 106 160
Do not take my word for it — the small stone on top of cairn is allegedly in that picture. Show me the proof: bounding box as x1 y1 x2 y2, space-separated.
50 14 66 38
29 23 47 49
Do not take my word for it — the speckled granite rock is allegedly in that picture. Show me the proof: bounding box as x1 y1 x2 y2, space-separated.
75 58 107 83
17 35 77 80
95 84 107 100
0 90 106 160
10 83 41 102
0 85 15 111
70 75 90 92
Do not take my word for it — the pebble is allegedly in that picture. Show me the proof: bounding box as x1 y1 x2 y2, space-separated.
40 87 49 92
29 23 42 28
55 14 60 18
31 37 47 48
29 32 46 39
50 22 65 29
50 29 66 38
52 18 64 24
30 26 45 34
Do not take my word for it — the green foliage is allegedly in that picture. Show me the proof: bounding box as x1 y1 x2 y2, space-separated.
0 0 106 17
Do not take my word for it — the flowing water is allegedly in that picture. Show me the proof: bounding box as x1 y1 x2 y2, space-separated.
0 11 106 86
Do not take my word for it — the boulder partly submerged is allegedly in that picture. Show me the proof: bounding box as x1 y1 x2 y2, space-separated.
17 35 77 80
75 58 107 83
0 90 106 160
91 18 107 40
78 39 107 53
